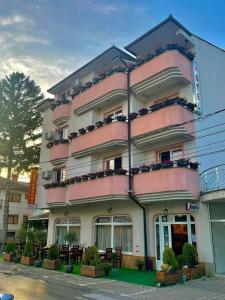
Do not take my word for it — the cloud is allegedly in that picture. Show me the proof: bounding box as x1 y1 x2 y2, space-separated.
77 0 121 15
0 14 27 26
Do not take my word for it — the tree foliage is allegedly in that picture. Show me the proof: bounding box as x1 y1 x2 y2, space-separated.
0 72 44 172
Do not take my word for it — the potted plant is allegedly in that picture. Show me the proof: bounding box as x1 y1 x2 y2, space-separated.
138 107 148 115
135 258 145 271
101 262 112 277
74 176 82 183
81 174 89 181
104 116 113 124
140 164 150 173
186 52 195 61
46 142 53 149
166 43 178 50
190 162 199 170
86 125 95 132
128 112 138 120
21 240 35 265
95 121 104 128
177 159 189 167
96 171 104 178
150 103 160 112
161 160 173 169
60 138 69 144
68 132 78 140
92 77 100 84
135 59 145 67
64 231 79 273
79 128 86 135
182 243 197 268
106 68 114 76
44 244 60 270
81 246 104 278
186 102 196 111
104 169 114 176
116 115 127 122
98 73 106 80
114 66 126 73
3 241 15 262
131 167 139 175
89 172 97 180
85 81 92 88
155 48 165 55
114 168 127 175
79 85 86 92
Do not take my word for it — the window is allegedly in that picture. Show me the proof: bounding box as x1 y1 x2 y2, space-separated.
158 148 183 162
10 193 21 203
8 215 18 224
105 156 122 170
55 127 68 140
55 218 81 245
94 216 132 253
53 168 66 183
104 107 123 119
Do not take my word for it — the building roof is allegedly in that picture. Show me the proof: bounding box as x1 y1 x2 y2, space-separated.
48 45 135 95
0 177 29 192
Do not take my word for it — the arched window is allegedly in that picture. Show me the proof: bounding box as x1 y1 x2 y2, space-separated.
55 218 80 245
94 216 132 253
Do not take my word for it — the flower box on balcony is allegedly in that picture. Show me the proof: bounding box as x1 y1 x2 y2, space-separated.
104 169 114 176
79 128 86 135
115 168 127 175
86 125 95 132
104 116 113 124
68 132 78 140
190 162 199 170
96 171 104 178
81 175 89 181
116 115 127 122
140 165 150 173
89 172 97 179
128 112 138 120
74 176 82 183
151 163 162 171
138 108 148 115
177 159 189 167
95 121 104 128
161 161 174 169
131 167 140 175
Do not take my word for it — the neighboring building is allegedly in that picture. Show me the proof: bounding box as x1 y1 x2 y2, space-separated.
0 176 34 241
36 16 225 273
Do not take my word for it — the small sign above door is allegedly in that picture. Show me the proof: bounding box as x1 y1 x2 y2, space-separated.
186 202 199 212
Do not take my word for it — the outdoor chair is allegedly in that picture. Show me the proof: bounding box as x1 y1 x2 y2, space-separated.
114 247 122 268
105 248 113 262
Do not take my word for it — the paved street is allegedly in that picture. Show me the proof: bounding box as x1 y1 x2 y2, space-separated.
0 261 225 300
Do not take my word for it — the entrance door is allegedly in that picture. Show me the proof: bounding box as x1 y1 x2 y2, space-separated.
171 224 188 256
156 225 172 269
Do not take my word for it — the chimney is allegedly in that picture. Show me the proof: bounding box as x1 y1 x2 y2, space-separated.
12 174 19 182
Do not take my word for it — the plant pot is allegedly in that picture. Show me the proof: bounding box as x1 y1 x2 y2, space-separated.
96 171 104 178
44 259 61 270
34 260 42 267
138 108 148 115
89 173 97 179
177 159 189 167
21 256 35 266
92 77 100 84
140 165 150 173
65 265 74 273
79 128 86 135
104 117 113 124
115 169 127 175
86 125 95 132
74 176 82 183
4 253 14 262
190 162 199 170
81 265 104 278
128 112 138 120
162 162 174 169
156 270 181 286
104 269 110 277
186 102 196 111
104 169 114 176
151 163 161 171
95 121 104 128
138 264 143 271
150 104 160 112
81 175 89 181
14 256 21 263
116 115 127 122
131 167 139 175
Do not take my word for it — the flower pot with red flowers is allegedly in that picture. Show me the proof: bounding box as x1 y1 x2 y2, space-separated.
151 163 162 171
162 160 174 169
140 165 150 173
86 125 95 132
96 171 104 178
95 121 104 128
79 128 86 135
131 167 140 175
89 172 97 180
104 169 114 176
74 176 82 183
128 112 138 120
81 174 89 181
138 108 148 115
116 115 127 122
104 116 113 124
115 168 127 175
177 159 189 168
190 162 199 170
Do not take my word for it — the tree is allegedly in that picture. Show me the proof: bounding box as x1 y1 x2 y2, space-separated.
0 72 44 251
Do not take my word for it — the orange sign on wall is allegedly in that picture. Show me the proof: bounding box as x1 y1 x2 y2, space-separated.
28 167 38 205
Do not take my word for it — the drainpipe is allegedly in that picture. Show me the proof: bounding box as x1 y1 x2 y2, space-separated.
123 64 149 271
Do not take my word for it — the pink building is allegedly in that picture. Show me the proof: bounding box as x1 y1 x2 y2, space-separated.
35 16 225 273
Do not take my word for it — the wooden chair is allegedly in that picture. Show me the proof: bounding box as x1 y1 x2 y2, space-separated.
105 248 113 262
114 247 122 268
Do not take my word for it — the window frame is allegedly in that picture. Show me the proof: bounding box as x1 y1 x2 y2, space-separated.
156 145 184 162
8 214 19 225
94 215 133 254
55 126 68 141
9 192 21 203
104 154 122 170
53 167 66 183
55 218 81 245
103 106 123 119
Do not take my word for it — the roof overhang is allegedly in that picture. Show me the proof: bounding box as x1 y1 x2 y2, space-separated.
36 98 54 112
29 209 49 221
125 15 194 57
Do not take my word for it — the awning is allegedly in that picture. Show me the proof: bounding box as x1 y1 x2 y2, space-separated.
29 209 49 221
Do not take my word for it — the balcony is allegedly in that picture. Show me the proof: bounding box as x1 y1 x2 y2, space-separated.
53 104 71 126
50 143 69 165
46 187 66 206
133 167 200 202
201 165 225 202
130 50 192 98
72 73 127 115
131 105 194 148
68 175 128 204
71 121 128 158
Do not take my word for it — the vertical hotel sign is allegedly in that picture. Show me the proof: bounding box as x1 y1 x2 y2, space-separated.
28 167 38 205
193 61 201 111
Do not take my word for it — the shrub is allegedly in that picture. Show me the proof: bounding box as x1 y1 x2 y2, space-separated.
176 254 187 268
23 240 33 257
82 245 99 265
182 243 197 267
48 244 59 260
34 230 47 247
4 241 15 254
163 246 178 271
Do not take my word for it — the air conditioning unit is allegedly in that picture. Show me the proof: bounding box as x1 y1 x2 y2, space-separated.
45 131 54 141
42 170 52 179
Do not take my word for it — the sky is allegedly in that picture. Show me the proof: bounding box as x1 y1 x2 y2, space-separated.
0 0 225 96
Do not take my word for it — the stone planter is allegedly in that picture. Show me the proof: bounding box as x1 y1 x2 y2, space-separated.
156 270 181 286
3 253 14 262
44 259 61 270
21 256 35 266
182 264 205 280
81 265 104 278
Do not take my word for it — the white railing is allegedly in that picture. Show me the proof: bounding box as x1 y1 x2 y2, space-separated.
201 164 225 193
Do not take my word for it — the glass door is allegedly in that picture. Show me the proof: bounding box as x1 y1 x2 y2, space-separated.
156 224 172 270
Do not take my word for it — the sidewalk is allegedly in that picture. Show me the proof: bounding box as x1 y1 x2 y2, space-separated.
1 261 225 300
